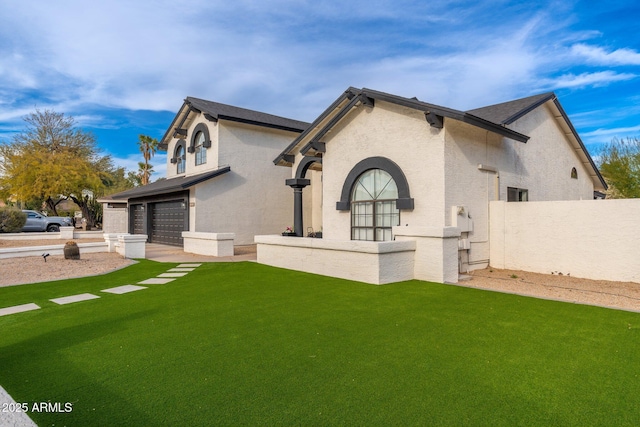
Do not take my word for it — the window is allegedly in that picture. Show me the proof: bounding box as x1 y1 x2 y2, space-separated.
571 167 578 179
195 131 207 165
351 169 399 241
507 187 528 202
176 145 185 174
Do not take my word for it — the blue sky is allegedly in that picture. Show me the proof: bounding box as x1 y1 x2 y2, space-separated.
1 0 639 179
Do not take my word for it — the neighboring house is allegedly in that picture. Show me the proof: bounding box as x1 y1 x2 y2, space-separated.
255 87 607 284
101 97 309 250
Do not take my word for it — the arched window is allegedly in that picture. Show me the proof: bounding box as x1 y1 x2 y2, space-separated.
176 144 185 174
571 167 578 179
351 169 399 241
194 131 207 165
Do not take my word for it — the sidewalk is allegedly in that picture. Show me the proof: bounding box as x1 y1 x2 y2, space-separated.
145 243 257 263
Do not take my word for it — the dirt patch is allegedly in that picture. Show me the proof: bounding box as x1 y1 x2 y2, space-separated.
462 268 640 312
0 252 135 287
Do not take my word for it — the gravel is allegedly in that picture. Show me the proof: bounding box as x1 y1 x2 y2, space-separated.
463 268 640 313
0 252 134 287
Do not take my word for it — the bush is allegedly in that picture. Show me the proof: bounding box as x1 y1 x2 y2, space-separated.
0 207 27 233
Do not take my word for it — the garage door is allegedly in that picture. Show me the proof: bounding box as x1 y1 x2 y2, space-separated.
150 201 185 246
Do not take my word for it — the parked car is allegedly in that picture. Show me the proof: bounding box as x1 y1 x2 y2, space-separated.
21 210 74 232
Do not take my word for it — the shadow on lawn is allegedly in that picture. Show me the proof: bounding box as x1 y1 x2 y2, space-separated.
0 310 158 426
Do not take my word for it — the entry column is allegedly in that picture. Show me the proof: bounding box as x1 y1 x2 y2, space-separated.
285 178 311 237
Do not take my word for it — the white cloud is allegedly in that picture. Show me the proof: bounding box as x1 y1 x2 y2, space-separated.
572 44 640 65
0 0 638 163
539 71 637 90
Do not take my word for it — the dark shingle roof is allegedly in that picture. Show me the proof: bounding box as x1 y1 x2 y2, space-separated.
466 92 556 125
186 97 309 133
99 166 231 201
274 87 532 165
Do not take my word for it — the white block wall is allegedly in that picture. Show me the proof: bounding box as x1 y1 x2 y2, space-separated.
489 199 640 283
255 235 416 284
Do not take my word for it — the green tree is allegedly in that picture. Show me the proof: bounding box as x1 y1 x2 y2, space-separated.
599 137 640 198
138 134 158 185
0 109 131 227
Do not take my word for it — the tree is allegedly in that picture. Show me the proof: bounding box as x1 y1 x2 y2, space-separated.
137 134 158 185
599 137 640 198
0 109 132 227
137 160 155 185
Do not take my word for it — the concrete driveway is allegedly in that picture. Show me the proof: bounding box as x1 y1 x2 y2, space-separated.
145 243 257 263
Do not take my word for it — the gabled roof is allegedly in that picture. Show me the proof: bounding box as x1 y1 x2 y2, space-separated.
159 97 309 149
273 87 607 191
274 87 530 166
98 166 231 202
468 92 606 190
466 92 556 125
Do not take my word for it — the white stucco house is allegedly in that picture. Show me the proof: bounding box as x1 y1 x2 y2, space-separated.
255 87 607 284
101 97 309 254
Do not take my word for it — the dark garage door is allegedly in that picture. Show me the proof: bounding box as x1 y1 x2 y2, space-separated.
151 201 185 246
131 205 145 235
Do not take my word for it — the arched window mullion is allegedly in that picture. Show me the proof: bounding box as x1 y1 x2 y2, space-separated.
351 169 399 242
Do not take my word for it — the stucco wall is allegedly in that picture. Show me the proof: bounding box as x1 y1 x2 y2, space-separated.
320 101 447 241
489 199 640 283
193 121 295 245
498 103 595 201
255 235 416 284
443 103 596 272
165 116 220 179
101 206 128 233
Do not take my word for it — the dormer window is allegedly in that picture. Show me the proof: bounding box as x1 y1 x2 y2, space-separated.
195 131 207 165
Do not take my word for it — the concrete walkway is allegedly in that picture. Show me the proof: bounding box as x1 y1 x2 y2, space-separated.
144 243 257 263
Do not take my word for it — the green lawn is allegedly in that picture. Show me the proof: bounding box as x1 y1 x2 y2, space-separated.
1 260 640 426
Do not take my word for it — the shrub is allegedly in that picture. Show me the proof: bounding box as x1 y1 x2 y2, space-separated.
0 207 27 233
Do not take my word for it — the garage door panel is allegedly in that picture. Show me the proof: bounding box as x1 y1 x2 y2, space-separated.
151 201 185 246
132 205 145 235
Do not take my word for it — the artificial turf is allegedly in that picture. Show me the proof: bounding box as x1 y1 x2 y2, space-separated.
1 260 640 426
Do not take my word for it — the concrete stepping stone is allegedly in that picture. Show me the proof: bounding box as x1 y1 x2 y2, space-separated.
101 285 147 295
157 272 188 278
168 268 196 272
138 278 175 285
51 293 100 305
177 263 201 268
0 303 41 317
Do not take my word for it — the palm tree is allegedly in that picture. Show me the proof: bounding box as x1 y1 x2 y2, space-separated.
137 135 158 185
137 161 154 186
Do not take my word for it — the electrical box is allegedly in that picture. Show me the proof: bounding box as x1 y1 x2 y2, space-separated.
451 206 473 232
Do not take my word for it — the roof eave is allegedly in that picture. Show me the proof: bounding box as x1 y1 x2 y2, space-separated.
273 87 358 167
552 99 608 190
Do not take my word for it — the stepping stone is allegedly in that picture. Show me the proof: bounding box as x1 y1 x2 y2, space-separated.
138 278 175 285
0 303 41 317
168 268 196 272
51 293 100 305
158 272 188 278
101 285 147 295
177 263 201 268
